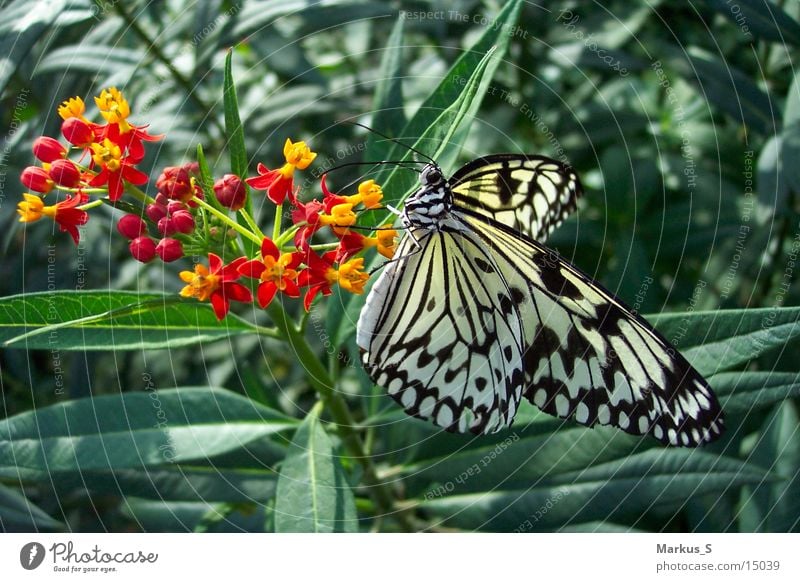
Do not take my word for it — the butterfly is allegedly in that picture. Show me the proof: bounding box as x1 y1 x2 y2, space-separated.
356 153 725 446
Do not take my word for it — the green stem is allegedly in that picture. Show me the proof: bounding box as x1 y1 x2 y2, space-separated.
191 196 262 246
272 202 283 242
239 208 266 241
265 301 414 531
274 224 300 249
112 3 225 135
124 184 156 205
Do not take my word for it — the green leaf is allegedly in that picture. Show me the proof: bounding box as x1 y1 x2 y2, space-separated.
332 1 523 347
121 498 269 532
420 449 772 531
738 401 800 532
366 16 407 162
0 291 260 351
401 426 642 498
224 50 248 180
47 466 279 503
685 49 777 135
710 371 800 414
780 71 800 196
223 50 258 257
0 388 296 474
274 403 357 532
375 0 524 191
0 482 64 531
705 0 800 46
35 45 144 75
650 306 800 375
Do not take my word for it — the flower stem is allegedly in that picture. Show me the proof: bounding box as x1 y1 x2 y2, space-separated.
272 202 283 242
239 207 266 241
265 301 414 531
191 196 262 246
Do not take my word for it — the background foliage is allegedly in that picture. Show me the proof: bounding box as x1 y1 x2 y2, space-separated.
1 0 799 532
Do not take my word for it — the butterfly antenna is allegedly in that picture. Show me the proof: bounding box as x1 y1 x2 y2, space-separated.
347 120 437 166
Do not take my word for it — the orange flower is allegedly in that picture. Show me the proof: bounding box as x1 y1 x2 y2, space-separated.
179 254 252 320
238 238 303 308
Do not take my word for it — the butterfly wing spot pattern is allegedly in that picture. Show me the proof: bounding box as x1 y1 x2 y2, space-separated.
357 154 724 446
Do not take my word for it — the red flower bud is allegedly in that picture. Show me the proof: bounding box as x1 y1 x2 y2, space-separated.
146 202 167 223
61 117 94 146
156 166 193 201
157 216 177 236
32 136 67 163
21 166 53 193
182 161 200 175
156 237 183 262
129 236 157 262
166 200 186 215
48 159 81 188
213 174 246 211
171 209 195 234
117 214 147 240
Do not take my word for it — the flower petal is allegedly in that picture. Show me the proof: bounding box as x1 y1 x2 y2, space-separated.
257 282 278 308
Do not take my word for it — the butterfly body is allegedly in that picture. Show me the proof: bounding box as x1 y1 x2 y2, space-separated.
357 154 724 446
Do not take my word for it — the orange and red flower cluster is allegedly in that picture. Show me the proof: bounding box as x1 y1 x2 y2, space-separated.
180 140 398 319
17 88 161 244
19 90 398 320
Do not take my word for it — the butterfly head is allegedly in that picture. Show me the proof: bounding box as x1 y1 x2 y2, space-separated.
402 163 452 228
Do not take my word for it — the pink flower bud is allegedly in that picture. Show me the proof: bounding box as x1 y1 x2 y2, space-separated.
156 238 183 262
32 136 67 163
146 202 167 223
214 174 247 211
117 214 147 240
171 209 195 234
129 236 156 262
21 166 53 193
48 159 81 188
61 117 94 146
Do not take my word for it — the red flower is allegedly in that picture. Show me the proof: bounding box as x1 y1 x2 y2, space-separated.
297 250 337 311
238 238 302 308
17 192 89 245
290 194 325 251
88 138 148 201
179 254 252 320
246 162 294 205
296 251 369 310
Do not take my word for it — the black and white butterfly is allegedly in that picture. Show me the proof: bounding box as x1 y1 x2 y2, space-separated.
356 153 724 446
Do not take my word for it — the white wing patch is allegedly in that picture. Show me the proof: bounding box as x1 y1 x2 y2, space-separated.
357 226 525 434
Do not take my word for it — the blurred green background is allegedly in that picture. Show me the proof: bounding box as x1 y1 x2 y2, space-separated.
0 0 799 532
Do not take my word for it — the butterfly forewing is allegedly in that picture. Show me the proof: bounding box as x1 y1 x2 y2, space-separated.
459 211 724 446
357 226 525 434
450 155 582 242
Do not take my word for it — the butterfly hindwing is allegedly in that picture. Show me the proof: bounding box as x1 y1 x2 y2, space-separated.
357 225 525 434
459 211 725 446
450 154 582 242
